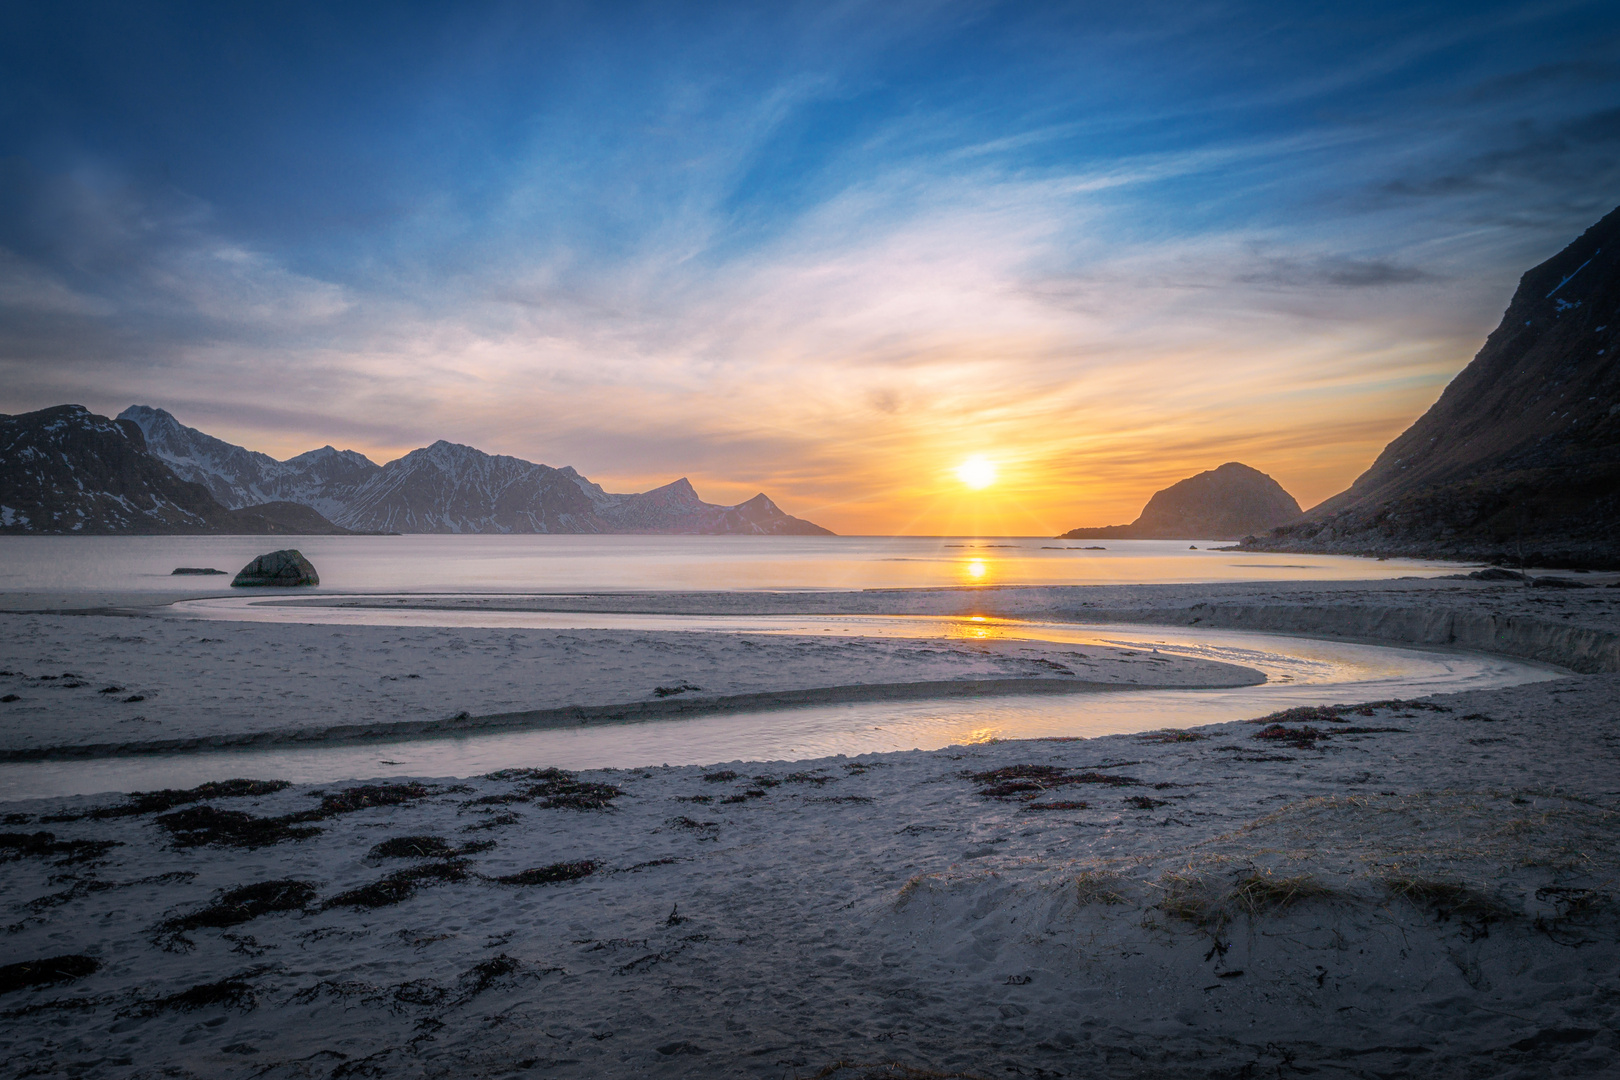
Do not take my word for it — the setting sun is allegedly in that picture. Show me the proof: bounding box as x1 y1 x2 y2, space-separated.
956 456 997 489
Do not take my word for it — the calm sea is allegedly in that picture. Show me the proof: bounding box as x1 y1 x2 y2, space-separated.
0 535 1461 595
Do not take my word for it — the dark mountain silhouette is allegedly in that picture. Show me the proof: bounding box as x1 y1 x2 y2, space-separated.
0 405 350 535
1059 462 1301 540
98 406 835 536
1241 205 1620 566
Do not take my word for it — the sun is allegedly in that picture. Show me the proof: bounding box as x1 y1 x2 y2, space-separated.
956 455 997 490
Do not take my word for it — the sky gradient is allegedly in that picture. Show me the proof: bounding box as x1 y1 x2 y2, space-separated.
3 1 1619 534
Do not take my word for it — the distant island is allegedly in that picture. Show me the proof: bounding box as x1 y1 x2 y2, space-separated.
0 405 833 536
1237 204 1620 568
1058 462 1301 540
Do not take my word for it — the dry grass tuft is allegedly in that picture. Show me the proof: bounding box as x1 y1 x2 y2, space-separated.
1154 872 1227 931
894 875 934 909
1151 867 1338 930
1227 871 1335 915
1074 870 1128 906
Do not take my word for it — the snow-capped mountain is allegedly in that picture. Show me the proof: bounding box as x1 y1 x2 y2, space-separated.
115 406 834 535
0 405 219 533
0 406 349 535
118 406 379 518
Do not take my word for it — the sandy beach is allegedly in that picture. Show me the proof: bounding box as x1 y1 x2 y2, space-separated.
1 578 1617 1077
0 614 1259 759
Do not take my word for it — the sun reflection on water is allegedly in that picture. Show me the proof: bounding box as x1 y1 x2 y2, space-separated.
947 614 1012 641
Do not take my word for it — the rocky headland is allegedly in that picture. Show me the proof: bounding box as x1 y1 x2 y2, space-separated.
1239 205 1620 567
1059 462 1301 540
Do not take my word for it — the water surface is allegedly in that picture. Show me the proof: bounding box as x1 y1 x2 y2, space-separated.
0 534 1461 595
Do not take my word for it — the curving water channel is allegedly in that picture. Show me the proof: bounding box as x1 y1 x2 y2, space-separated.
0 596 1564 801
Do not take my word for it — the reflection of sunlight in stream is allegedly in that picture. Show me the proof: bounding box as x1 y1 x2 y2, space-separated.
0 596 1563 800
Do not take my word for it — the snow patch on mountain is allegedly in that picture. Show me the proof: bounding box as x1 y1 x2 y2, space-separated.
118 406 379 516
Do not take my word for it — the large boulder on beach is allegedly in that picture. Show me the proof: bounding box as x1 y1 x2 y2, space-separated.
232 549 319 587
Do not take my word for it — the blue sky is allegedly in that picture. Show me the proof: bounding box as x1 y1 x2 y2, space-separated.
3 0 1618 532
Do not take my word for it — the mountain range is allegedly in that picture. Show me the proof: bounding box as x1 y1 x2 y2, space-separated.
1240 204 1620 567
1058 462 1301 540
0 406 350 535
0 405 832 536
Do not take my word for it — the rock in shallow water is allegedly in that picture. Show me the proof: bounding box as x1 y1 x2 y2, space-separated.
231 549 319 587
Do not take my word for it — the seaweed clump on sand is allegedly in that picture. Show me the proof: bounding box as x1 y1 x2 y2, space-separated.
456 954 525 1001
308 783 434 816
157 880 317 939
969 764 1141 800
521 773 622 810
1138 730 1209 744
495 861 597 886
0 832 122 864
325 861 473 910
155 782 436 850
1252 724 1327 749
130 975 261 1015
1253 723 1408 749
468 770 622 811
483 767 570 782
155 807 323 850
47 779 291 822
1249 700 1448 726
369 835 456 859
0 955 100 996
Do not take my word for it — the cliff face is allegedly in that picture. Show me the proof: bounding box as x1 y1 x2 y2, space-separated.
1059 462 1300 540
1243 205 1620 565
